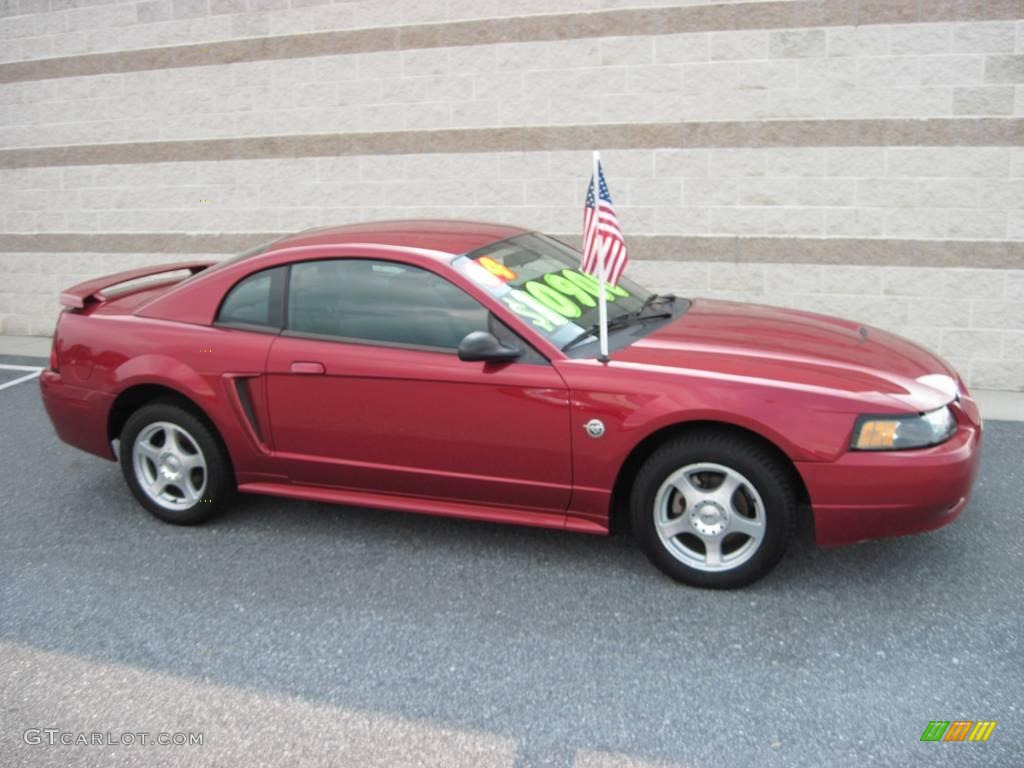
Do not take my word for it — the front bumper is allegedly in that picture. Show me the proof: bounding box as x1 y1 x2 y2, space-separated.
39 369 116 461
798 401 982 549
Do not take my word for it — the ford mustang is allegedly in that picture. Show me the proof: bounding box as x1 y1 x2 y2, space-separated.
40 220 982 588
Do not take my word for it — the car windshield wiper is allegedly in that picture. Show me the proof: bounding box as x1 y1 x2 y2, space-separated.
561 313 633 352
633 311 673 323
637 292 676 314
561 309 673 352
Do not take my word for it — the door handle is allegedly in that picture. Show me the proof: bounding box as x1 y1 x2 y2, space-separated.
290 361 325 375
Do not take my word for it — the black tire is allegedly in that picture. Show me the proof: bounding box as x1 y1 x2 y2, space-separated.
630 430 795 589
119 400 234 525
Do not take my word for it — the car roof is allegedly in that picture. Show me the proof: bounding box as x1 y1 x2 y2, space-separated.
265 220 529 259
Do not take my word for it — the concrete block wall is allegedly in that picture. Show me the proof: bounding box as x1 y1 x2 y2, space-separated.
0 0 1022 389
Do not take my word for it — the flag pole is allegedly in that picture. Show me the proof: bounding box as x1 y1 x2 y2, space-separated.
593 150 610 363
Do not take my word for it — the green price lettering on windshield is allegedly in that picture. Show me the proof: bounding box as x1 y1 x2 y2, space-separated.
523 269 631 317
500 291 569 333
543 272 596 308
524 280 582 318
559 269 630 300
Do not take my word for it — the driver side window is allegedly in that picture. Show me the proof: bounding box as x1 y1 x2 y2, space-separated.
286 259 489 351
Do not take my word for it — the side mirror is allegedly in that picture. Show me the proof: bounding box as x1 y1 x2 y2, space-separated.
457 331 522 363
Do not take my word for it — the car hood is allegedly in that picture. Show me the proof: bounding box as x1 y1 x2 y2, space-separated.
613 299 961 412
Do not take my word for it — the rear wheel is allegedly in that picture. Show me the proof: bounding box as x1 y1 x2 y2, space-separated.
630 431 795 588
120 401 233 525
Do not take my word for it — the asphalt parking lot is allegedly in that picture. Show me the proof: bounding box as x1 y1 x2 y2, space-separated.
1 353 1021 768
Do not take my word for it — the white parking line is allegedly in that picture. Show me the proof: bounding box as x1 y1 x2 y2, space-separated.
0 364 43 391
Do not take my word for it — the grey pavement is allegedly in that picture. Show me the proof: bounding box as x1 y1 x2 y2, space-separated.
0 369 31 386
1 354 1021 767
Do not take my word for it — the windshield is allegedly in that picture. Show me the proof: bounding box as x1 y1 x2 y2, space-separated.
453 233 657 351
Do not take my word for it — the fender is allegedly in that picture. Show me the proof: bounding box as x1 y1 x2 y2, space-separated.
615 391 854 467
562 371 859 527
109 355 233 447
620 406 807 466
112 354 218 404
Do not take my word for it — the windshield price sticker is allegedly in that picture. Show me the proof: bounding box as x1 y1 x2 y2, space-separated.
520 269 630 318
478 256 518 281
558 269 629 301
524 280 582 318
541 272 597 308
462 259 504 289
500 290 570 333
465 258 634 331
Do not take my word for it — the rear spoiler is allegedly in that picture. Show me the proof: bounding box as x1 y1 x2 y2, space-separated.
59 261 215 309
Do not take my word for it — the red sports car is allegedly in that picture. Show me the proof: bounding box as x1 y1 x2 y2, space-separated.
40 221 982 588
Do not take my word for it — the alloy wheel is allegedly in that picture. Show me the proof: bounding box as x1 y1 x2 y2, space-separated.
653 462 766 572
131 421 208 511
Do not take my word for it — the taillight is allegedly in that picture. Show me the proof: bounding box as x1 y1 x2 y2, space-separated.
50 322 61 372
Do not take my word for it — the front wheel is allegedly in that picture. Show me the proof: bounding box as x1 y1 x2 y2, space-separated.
120 401 233 525
630 431 796 588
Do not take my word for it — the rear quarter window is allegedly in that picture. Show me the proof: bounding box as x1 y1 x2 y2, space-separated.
216 267 285 329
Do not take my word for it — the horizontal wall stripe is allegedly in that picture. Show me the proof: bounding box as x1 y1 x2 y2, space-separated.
0 233 278 253
621 236 1024 269
0 0 1021 85
2 119 1021 169
4 233 1022 269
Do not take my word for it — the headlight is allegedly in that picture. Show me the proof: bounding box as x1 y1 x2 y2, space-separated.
851 406 957 451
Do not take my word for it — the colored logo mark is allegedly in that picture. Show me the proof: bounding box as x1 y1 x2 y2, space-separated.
920 720 997 742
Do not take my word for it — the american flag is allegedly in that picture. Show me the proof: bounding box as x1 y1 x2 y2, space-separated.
582 161 629 286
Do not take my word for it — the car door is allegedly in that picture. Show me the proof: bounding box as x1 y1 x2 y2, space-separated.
264 257 573 515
